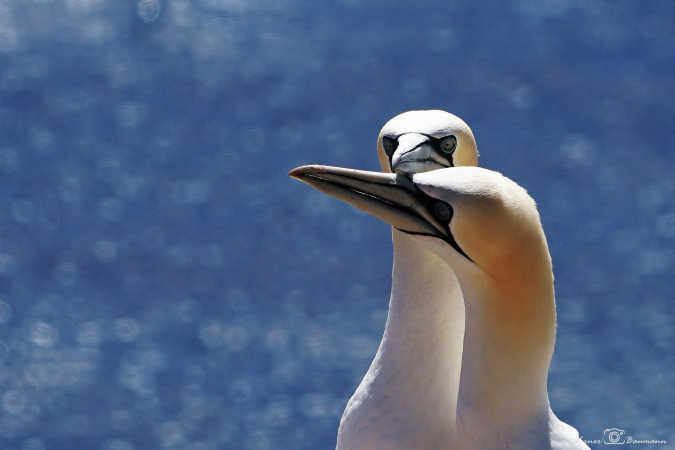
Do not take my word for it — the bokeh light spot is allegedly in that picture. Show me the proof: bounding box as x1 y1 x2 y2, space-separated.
29 321 59 348
137 0 161 23
0 300 12 324
113 317 141 342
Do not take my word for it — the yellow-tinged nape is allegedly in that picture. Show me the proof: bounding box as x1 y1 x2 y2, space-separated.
412 166 552 290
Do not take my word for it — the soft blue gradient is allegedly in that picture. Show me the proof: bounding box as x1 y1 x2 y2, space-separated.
0 1 673 449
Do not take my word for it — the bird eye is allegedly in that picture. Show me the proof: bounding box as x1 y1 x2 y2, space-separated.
382 136 397 157
433 201 452 222
439 135 457 155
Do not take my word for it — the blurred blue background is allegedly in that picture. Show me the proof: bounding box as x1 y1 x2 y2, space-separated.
0 1 673 449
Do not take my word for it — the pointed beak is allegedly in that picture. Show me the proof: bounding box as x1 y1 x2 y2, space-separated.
289 164 453 243
390 133 450 174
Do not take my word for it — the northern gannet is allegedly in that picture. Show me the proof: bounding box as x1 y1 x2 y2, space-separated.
345 109 477 448
290 164 588 448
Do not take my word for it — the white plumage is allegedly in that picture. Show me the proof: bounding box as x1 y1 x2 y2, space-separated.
290 111 589 450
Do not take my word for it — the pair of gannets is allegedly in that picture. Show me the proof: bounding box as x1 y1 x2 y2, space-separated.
290 110 589 450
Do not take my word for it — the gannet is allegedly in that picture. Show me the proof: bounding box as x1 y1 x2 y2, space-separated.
345 109 476 448
290 163 588 449
377 110 478 175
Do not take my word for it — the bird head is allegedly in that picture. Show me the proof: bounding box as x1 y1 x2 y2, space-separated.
289 165 549 284
377 110 479 174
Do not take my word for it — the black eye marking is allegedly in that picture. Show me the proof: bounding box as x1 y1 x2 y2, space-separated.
384 133 457 168
433 201 452 222
403 195 470 262
428 199 469 261
390 177 471 262
382 136 397 158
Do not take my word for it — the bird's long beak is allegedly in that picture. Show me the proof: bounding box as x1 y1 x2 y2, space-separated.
289 164 451 241
391 133 449 174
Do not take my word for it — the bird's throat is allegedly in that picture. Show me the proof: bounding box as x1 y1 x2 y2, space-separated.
337 230 465 448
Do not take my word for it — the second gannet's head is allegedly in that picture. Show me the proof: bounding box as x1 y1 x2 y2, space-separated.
289 165 550 284
409 167 550 281
377 110 478 174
